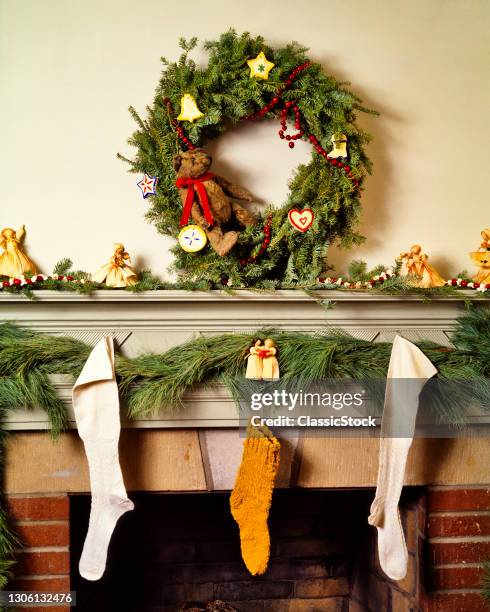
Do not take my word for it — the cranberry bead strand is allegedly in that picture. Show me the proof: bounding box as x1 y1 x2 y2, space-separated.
163 97 196 151
278 100 304 149
239 214 273 267
245 61 311 122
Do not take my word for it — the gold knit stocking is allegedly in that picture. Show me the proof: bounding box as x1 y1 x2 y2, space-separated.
230 424 281 576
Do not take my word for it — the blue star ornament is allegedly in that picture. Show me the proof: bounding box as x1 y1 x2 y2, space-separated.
137 174 159 199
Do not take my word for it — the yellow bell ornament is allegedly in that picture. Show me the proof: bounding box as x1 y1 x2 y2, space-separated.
328 134 348 160
177 93 204 123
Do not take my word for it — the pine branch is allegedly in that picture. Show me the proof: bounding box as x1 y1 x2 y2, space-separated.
52 258 73 276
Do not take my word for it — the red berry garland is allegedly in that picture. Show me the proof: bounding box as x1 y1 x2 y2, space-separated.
279 101 304 149
244 62 311 121
0 274 90 291
163 97 197 151
240 214 273 267
307 134 359 188
318 269 396 288
447 278 490 291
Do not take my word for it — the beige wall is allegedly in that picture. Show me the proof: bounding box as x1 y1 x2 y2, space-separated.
1 0 488 280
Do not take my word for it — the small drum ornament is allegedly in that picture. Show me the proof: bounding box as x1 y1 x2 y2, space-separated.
178 225 207 253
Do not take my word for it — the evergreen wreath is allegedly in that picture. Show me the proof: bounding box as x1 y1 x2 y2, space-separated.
118 29 377 288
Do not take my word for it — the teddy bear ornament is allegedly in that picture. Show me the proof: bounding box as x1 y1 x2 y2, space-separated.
174 149 257 256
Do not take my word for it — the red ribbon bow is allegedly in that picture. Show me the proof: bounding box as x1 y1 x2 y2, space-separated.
175 173 215 227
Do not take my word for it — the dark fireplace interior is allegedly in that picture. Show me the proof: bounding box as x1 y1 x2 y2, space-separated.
70 488 424 612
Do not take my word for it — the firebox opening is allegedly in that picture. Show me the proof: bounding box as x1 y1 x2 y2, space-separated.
70 488 424 612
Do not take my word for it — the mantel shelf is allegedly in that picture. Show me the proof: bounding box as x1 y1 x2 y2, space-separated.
0 288 482 303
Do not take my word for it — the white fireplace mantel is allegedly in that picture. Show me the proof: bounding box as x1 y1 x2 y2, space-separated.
0 289 483 430
2 290 488 493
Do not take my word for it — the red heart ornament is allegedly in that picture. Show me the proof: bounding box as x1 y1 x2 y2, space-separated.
288 208 314 232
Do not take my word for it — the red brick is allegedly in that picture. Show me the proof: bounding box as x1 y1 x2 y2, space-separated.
10 576 70 592
14 522 69 548
427 592 488 612
427 514 490 538
294 577 349 598
419 589 431 612
427 488 490 512
431 565 485 589
15 551 69 576
7 496 69 521
429 541 490 565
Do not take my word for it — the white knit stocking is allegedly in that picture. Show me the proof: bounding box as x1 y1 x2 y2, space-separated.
368 335 437 580
72 337 134 581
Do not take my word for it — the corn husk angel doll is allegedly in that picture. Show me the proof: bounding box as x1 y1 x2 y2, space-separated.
470 228 490 285
245 338 280 381
397 244 446 288
0 225 38 277
92 243 138 287
245 339 264 380
261 338 280 381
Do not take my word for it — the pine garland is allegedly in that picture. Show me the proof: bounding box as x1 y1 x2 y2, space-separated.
0 307 489 586
118 29 377 287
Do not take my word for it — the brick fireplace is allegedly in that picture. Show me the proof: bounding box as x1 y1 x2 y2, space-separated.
1 290 489 611
5 485 490 611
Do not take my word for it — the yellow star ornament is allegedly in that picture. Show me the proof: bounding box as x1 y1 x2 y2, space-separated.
247 52 275 80
177 93 204 123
